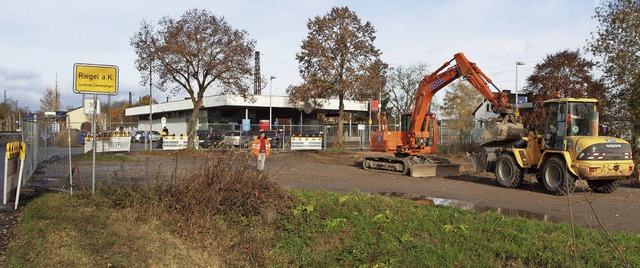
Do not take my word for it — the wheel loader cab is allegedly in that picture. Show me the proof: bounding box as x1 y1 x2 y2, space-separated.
543 99 598 150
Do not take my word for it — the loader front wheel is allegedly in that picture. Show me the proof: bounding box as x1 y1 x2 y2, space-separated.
495 154 524 189
541 157 576 195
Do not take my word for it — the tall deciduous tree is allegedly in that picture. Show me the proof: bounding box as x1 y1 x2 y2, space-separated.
439 81 484 140
39 84 60 113
131 9 255 148
385 63 429 122
587 0 640 143
289 6 387 147
520 49 607 129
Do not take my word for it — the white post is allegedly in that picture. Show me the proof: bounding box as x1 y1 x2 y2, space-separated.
3 156 8 204
14 157 25 210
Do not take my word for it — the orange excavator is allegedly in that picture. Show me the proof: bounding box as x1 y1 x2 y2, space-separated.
363 52 525 177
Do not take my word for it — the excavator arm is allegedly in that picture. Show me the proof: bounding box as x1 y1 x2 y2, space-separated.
404 53 514 154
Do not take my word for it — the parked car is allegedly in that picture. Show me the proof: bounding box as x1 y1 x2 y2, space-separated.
222 130 253 147
263 130 282 148
197 130 224 148
131 130 145 142
131 130 162 142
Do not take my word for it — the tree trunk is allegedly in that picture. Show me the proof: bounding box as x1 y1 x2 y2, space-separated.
336 94 345 147
187 98 203 149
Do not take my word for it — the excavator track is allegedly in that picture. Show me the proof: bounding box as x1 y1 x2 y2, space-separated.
363 156 410 175
363 155 460 177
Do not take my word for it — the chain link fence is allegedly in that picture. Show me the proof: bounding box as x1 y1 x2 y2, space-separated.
15 117 477 183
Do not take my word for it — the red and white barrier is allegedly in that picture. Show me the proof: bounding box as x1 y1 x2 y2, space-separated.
84 132 131 153
162 134 197 150
290 134 323 150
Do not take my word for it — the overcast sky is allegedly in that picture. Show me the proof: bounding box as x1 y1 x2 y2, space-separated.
0 0 599 113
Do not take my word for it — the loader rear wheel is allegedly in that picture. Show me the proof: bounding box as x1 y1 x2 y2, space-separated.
495 154 524 188
541 157 576 195
587 180 619 193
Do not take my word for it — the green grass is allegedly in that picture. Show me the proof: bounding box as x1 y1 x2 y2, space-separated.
72 153 136 162
271 190 640 267
8 189 640 267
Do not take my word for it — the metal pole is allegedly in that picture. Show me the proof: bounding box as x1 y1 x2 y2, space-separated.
269 76 276 130
67 115 73 195
515 61 525 110
107 95 111 131
149 61 153 151
92 93 97 194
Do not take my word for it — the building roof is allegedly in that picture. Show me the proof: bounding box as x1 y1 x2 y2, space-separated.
125 94 368 116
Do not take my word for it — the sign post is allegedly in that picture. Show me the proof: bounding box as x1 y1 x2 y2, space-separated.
73 63 118 194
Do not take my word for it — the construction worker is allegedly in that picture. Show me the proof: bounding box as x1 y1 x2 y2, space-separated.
251 131 271 172
158 127 169 149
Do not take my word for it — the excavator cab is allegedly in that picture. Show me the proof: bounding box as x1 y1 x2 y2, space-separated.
399 113 436 151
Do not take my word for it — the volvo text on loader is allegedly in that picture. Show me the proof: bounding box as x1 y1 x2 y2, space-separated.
363 53 525 177
471 98 635 195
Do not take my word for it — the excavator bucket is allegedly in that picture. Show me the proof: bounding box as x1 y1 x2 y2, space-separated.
480 116 527 146
409 163 461 177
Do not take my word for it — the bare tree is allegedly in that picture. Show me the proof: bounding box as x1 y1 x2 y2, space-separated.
385 63 429 122
288 6 387 147
39 85 60 113
130 9 255 149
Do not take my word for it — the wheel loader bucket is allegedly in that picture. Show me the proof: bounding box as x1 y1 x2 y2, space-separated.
409 163 460 177
480 116 526 146
467 152 488 173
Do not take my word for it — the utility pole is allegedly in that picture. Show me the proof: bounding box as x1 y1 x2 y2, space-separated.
55 73 60 111
149 59 153 151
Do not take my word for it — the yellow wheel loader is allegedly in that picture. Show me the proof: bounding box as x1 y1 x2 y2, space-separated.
471 98 635 195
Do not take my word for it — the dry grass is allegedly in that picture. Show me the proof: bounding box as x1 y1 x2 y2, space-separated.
8 193 223 267
96 150 293 266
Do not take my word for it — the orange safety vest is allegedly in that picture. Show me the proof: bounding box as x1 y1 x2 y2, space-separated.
251 137 271 157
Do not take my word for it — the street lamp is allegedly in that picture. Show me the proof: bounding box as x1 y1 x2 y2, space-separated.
269 76 276 129
515 61 525 110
